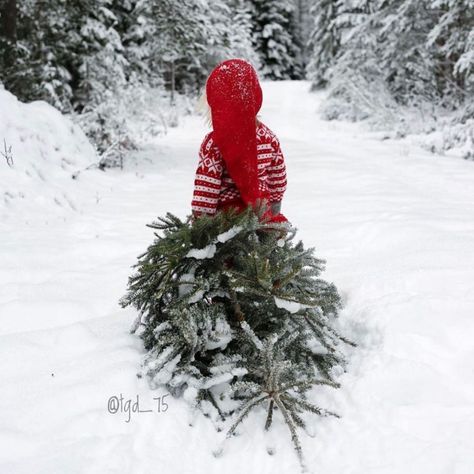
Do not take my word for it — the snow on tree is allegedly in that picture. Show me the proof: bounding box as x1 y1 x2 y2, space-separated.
306 0 341 88
148 0 211 97
250 0 304 79
376 0 442 105
71 1 128 109
221 0 260 68
311 0 473 138
427 0 474 106
0 0 74 110
0 0 17 71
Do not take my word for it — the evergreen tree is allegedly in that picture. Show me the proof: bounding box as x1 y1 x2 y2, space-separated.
306 0 341 88
427 0 474 106
221 0 260 67
0 0 262 109
0 0 17 70
117 0 161 83
121 207 355 466
69 1 128 110
0 0 73 110
293 0 316 74
310 0 473 125
251 0 303 79
377 0 441 105
148 0 209 97
0 0 129 111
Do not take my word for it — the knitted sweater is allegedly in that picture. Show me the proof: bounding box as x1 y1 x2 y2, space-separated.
191 122 287 216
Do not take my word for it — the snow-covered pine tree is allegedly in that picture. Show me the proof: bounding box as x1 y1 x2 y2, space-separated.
250 0 304 79
314 0 473 124
68 1 128 110
148 0 215 98
121 207 355 465
0 0 130 112
221 0 260 67
375 0 441 106
110 0 156 83
0 0 17 75
427 0 474 107
0 0 74 110
316 0 388 121
147 0 260 97
64 0 134 163
187 0 259 87
293 0 314 73
306 0 342 89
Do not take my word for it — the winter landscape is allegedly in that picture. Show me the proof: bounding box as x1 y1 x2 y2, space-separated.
1 1 473 474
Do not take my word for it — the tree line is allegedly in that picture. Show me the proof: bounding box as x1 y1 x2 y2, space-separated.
0 0 305 113
1 1 471 157
308 0 473 122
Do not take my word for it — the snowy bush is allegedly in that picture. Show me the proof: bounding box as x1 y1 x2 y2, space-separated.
418 114 474 159
73 81 192 168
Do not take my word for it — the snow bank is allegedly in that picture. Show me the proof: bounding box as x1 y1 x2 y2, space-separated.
0 89 97 217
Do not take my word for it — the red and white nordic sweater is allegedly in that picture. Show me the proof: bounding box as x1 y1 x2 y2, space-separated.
191 122 287 216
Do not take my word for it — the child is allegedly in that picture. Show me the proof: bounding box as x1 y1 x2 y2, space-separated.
191 59 288 223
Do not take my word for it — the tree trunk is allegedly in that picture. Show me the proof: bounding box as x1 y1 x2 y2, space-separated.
1 0 17 42
1 0 17 69
170 60 175 106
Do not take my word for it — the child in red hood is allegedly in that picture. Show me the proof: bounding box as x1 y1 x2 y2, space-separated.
191 59 288 223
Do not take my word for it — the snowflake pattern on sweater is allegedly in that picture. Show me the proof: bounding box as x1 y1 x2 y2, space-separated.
192 122 287 216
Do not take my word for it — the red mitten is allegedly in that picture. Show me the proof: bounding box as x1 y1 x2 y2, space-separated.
261 208 288 224
270 212 288 223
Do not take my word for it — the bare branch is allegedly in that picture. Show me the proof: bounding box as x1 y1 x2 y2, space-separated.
1 139 13 167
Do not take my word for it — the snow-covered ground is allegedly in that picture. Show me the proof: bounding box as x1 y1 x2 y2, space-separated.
1 82 473 474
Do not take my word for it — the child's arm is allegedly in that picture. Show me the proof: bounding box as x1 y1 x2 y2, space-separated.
267 137 287 214
191 134 223 217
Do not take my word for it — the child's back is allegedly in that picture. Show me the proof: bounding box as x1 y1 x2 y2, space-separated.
191 59 287 222
191 121 287 217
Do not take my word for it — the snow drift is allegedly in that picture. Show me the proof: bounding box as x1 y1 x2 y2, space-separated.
0 89 97 218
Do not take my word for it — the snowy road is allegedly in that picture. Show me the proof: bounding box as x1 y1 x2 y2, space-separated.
1 81 474 474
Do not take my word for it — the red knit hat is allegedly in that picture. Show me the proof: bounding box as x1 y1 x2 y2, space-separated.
206 59 263 206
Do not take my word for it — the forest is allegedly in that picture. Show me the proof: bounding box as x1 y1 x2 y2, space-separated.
1 0 472 160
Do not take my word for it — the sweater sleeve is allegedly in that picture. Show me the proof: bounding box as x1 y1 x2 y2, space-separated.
191 133 223 216
267 137 287 203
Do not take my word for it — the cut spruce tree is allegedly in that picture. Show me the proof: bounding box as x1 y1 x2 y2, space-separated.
120 207 355 468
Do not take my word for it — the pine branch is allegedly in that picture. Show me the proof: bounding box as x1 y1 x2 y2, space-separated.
274 395 305 469
264 399 274 431
226 394 269 438
1 139 13 167
229 289 245 322
282 394 341 419
279 378 340 393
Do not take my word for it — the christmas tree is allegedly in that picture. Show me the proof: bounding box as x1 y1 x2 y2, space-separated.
121 206 355 467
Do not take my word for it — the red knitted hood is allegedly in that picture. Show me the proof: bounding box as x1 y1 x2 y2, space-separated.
206 59 263 205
